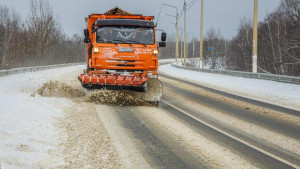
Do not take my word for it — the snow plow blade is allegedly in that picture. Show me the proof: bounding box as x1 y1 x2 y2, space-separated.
78 74 163 103
78 74 149 92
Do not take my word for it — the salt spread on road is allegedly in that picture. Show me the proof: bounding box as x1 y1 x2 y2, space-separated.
1 63 299 168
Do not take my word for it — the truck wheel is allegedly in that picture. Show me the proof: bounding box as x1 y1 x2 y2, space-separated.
86 65 90 74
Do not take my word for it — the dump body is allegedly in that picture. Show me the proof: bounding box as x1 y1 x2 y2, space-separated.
78 7 164 93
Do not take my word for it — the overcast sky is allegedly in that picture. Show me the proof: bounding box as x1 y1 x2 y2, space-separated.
1 0 281 39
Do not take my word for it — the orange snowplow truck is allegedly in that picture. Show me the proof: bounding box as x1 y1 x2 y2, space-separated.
78 7 166 93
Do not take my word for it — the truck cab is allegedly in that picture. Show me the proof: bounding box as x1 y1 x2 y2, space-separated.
79 7 166 92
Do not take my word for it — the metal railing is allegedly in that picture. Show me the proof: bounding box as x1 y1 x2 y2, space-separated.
0 58 175 77
158 59 175 65
171 63 300 85
0 62 85 77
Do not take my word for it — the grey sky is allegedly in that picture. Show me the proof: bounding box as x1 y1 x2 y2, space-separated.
1 0 281 39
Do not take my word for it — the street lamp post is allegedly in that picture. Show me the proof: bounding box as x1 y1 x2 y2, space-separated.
181 30 183 62
184 1 187 66
199 0 204 69
176 13 179 63
162 4 179 63
170 24 199 65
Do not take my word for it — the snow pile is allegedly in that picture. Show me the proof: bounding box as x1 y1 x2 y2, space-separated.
0 66 84 168
84 90 149 106
36 80 155 106
0 89 68 168
159 64 300 110
37 81 85 98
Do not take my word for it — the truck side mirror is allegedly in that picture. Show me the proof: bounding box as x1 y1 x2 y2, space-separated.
159 42 166 48
84 29 91 43
161 32 167 41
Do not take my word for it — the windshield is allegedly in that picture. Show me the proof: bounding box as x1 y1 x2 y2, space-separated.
96 26 154 45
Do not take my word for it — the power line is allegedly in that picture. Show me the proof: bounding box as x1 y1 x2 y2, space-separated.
187 0 197 10
156 3 179 26
178 4 185 20
186 0 195 6
187 0 196 7
178 0 196 20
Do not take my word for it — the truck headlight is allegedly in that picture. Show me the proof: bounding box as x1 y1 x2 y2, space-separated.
94 48 99 53
153 49 159 55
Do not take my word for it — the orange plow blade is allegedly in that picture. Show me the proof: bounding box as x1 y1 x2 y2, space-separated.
78 74 149 92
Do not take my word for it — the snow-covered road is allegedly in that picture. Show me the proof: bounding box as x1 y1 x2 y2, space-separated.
0 63 299 168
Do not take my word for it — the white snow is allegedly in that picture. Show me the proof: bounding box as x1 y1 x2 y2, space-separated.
173 57 226 70
1 62 299 168
158 58 175 65
0 65 84 168
173 61 183 66
159 64 300 111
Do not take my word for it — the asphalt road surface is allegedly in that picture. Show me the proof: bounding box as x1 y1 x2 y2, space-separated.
90 72 300 169
38 65 300 169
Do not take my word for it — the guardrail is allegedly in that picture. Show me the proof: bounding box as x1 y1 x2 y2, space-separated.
171 63 300 85
158 59 175 65
0 58 175 78
0 62 85 77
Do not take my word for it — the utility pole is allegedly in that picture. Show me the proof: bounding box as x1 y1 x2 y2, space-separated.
175 13 179 63
181 30 183 63
184 1 187 66
252 0 258 73
187 34 189 58
167 16 179 63
199 0 204 69
193 38 195 58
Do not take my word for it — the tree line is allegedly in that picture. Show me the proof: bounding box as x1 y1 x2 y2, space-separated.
160 0 300 76
1 0 299 76
0 0 85 69
229 0 300 76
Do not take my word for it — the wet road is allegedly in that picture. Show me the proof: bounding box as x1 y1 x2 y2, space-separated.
96 73 300 169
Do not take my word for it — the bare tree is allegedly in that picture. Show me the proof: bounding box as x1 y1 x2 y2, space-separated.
226 0 300 76
25 0 61 65
203 27 226 69
0 6 20 69
0 1 85 70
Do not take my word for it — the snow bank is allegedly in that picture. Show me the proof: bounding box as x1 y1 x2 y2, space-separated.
158 58 175 65
0 65 84 168
174 57 226 70
159 64 300 111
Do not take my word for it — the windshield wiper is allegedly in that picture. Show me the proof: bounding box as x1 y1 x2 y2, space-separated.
97 40 118 46
126 40 147 47
112 39 133 46
113 39 148 47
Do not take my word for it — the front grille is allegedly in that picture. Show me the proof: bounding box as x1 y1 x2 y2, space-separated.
116 64 135 67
